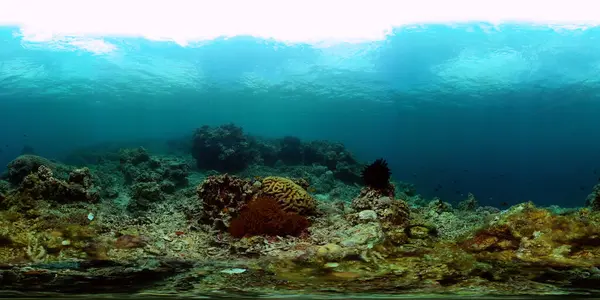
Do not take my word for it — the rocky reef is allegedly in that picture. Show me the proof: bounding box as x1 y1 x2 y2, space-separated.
1 124 600 298
190 123 363 185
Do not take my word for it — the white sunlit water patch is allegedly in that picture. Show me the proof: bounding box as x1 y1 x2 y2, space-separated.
1 0 600 101
1 0 599 51
432 49 535 90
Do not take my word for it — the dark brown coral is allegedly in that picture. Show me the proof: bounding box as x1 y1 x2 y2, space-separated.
228 196 310 238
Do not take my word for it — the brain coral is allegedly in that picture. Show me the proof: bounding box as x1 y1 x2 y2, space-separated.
260 176 317 215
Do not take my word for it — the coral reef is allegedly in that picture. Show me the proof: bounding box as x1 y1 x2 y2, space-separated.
229 196 310 238
120 147 189 187
190 124 364 184
586 183 600 211
191 123 257 173
299 140 363 185
2 165 100 210
119 147 189 211
0 179 9 195
195 174 316 233
460 202 600 265
349 187 410 230
258 176 317 215
196 174 256 230
278 136 304 165
5 154 69 185
2 125 600 297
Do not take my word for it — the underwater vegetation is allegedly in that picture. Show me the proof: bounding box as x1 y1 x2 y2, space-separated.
1 123 600 297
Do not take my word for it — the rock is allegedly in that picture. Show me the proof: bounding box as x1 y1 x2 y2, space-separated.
340 223 384 249
350 188 410 230
68 167 93 188
316 243 345 262
6 155 56 184
0 259 193 293
358 210 378 222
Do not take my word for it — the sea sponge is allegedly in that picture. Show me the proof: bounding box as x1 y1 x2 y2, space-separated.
260 176 317 215
228 196 310 238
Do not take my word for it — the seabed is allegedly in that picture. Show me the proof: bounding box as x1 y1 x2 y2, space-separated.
1 126 600 299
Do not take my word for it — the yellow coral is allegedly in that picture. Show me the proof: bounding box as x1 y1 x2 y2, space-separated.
260 176 316 215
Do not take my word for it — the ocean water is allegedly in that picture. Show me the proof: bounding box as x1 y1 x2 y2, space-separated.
2 5 600 298
2 23 600 207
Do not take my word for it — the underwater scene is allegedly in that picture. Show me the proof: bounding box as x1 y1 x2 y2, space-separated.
2 1 600 299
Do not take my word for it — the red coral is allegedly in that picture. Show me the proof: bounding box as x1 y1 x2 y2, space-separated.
229 196 310 238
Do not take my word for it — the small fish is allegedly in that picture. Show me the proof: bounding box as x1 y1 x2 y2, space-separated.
594 169 597 175
499 202 509 207
4 144 8 148
455 190 461 194
580 186 586 191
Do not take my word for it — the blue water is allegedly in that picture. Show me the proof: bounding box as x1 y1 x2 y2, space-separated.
1 23 599 207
